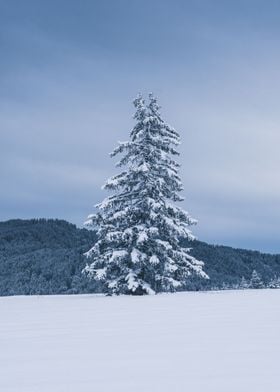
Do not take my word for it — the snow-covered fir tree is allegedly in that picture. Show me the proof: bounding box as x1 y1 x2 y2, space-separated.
240 276 249 289
83 94 208 295
249 270 263 289
268 276 280 289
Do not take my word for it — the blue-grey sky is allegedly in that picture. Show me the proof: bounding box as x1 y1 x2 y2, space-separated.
1 0 280 253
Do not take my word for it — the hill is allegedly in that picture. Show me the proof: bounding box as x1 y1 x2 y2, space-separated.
0 219 279 296
0 219 96 296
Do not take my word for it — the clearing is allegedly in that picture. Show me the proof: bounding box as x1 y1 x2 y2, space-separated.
0 290 279 391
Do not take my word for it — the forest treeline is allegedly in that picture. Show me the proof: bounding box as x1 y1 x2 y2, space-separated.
0 219 279 296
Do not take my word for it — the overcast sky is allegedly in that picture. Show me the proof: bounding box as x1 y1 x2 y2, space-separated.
1 0 280 253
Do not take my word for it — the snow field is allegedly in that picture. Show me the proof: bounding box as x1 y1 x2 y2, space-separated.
0 289 279 392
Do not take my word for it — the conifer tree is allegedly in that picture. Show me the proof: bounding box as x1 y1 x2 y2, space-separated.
249 270 263 289
83 94 208 295
240 276 249 289
268 276 280 289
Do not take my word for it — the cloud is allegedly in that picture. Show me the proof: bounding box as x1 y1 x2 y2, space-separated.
1 0 280 252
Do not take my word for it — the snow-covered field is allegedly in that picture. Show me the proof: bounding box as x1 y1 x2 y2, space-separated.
1 290 279 392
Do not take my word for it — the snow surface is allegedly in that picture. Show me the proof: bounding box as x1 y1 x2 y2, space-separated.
1 290 279 392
